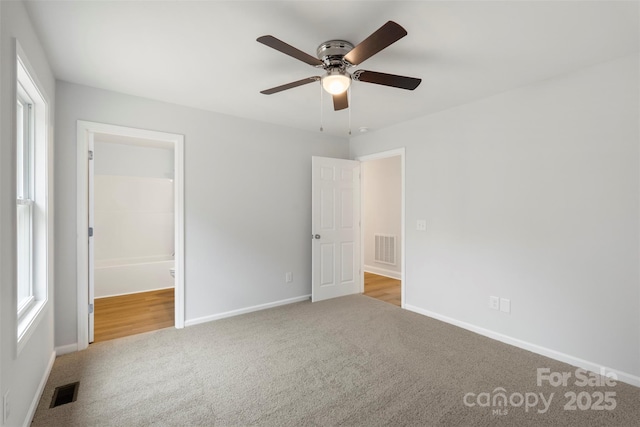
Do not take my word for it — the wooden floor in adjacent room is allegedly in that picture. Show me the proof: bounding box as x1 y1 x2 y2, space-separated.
93 288 175 342
364 272 401 307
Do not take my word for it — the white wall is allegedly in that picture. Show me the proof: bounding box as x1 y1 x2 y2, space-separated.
55 81 349 347
94 175 174 263
93 141 175 297
93 175 175 298
94 259 174 299
350 55 640 382
94 140 174 178
0 1 56 426
362 156 402 278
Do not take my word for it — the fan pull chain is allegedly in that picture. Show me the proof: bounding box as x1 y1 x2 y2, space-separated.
319 81 324 132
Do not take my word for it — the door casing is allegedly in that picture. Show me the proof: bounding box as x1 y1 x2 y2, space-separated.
76 120 185 350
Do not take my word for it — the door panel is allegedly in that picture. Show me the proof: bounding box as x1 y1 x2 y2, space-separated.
312 156 360 302
341 189 354 227
321 188 335 229
341 242 355 282
320 243 335 286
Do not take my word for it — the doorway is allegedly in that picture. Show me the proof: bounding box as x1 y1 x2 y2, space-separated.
77 121 184 350
91 134 176 341
358 149 405 307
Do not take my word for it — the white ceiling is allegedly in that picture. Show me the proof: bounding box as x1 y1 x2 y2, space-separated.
24 1 639 138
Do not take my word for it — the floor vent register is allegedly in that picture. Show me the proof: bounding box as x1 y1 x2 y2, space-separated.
50 382 80 408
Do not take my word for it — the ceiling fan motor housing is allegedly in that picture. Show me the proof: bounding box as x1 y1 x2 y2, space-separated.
316 40 355 69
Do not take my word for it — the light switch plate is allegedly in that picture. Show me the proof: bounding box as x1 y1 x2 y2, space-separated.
416 220 426 231
500 298 511 314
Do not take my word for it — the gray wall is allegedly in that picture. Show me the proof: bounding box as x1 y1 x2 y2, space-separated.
55 81 349 347
1 1 56 425
351 55 640 379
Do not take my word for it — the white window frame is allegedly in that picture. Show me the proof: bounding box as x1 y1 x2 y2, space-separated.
15 41 51 354
16 82 35 320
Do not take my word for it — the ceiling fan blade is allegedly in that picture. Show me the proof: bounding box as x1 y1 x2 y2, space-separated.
260 77 319 95
343 21 407 66
353 70 421 90
257 35 323 66
333 92 348 111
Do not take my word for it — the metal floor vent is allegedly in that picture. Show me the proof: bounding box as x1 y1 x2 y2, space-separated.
50 382 79 408
374 234 396 265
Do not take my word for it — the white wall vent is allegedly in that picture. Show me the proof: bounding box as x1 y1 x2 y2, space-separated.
374 234 396 265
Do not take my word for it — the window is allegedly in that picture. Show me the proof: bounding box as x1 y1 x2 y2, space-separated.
16 44 49 349
17 82 35 318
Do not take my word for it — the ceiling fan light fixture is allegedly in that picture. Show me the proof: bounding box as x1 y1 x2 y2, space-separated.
322 69 351 95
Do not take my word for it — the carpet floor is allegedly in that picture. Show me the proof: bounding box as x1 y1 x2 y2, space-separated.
32 295 639 426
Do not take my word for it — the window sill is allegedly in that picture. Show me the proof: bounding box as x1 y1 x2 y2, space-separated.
17 298 48 355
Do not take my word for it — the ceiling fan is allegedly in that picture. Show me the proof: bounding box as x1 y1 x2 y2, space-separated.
257 21 421 111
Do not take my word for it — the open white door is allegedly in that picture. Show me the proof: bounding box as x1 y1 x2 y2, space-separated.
88 134 95 343
312 156 361 302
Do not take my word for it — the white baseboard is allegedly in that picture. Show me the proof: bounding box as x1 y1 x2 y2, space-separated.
55 343 79 356
364 265 402 280
404 304 640 388
23 350 55 427
185 295 311 327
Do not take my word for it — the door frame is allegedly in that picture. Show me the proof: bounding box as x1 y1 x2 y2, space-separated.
76 120 185 350
356 148 406 308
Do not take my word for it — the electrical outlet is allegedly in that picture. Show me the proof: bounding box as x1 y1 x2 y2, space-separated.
500 298 511 314
285 272 293 283
4 390 10 424
416 220 426 231
489 296 500 310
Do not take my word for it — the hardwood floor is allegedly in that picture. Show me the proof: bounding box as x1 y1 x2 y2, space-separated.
93 276 396 343
93 288 175 343
364 272 401 307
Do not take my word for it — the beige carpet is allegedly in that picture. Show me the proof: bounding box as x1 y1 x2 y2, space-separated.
33 295 639 426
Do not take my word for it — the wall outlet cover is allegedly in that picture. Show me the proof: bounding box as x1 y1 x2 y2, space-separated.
489 296 500 310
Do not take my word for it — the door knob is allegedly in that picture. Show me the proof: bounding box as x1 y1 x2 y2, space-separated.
314 234 321 239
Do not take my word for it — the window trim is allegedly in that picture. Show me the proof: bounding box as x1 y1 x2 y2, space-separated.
15 40 51 355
